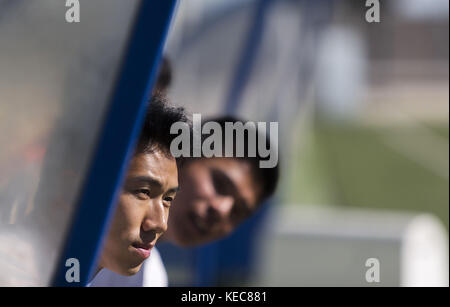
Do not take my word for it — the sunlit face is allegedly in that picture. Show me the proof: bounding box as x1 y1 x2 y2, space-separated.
99 150 178 276
166 158 261 247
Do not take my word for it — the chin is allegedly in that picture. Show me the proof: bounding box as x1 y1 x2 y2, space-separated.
125 263 144 276
177 235 209 248
127 262 144 276
113 262 143 276
176 240 196 248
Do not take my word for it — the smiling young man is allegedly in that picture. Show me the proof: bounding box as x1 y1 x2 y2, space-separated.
92 93 189 280
164 116 279 247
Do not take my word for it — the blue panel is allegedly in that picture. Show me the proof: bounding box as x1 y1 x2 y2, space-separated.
51 0 178 286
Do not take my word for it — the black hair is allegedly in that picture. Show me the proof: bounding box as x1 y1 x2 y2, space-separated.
136 93 189 158
199 116 280 204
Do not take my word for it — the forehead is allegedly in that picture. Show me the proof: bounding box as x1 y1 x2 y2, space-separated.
127 151 178 185
197 157 261 209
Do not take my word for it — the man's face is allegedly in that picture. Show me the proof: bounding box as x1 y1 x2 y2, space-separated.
166 158 261 247
99 150 178 276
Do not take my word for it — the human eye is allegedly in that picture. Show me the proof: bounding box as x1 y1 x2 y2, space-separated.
160 195 173 208
135 188 150 199
211 170 233 195
164 196 174 202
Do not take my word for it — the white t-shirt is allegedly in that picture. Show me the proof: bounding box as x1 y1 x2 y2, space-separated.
88 248 168 287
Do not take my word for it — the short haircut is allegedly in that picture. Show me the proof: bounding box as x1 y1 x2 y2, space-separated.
199 116 280 204
136 93 189 158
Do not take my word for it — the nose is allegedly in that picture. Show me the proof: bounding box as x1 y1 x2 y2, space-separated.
206 195 234 223
141 199 168 236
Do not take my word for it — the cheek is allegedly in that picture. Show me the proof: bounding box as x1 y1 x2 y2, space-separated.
165 207 170 225
208 225 233 242
177 177 210 207
111 194 144 238
189 175 216 200
221 224 236 239
173 191 195 218
183 166 211 194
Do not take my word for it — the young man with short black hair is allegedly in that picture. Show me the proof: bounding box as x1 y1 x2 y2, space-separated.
93 94 189 278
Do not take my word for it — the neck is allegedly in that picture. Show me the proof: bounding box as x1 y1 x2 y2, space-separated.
90 266 102 282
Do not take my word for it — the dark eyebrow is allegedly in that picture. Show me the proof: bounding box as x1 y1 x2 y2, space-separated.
128 175 179 194
129 176 163 188
167 186 180 194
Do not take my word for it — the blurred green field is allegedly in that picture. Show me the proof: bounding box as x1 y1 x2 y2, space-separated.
287 119 449 229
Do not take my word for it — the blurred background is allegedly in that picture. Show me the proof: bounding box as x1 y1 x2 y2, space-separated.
159 0 449 287
0 0 141 285
0 0 448 286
